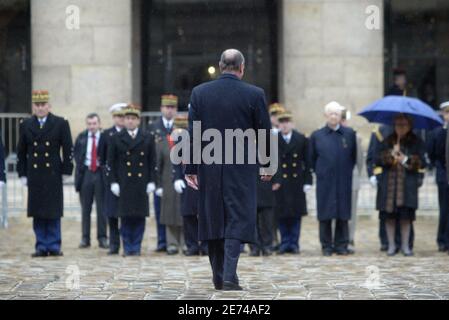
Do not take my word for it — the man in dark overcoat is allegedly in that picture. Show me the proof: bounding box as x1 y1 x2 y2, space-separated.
428 101 449 252
185 49 272 291
107 105 156 256
272 110 312 255
17 90 74 257
147 95 178 252
309 101 356 256
98 103 127 255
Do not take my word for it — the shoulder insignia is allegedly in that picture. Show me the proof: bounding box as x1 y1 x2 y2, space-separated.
373 167 383 175
373 125 384 143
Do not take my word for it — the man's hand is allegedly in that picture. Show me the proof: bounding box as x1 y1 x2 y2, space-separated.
369 175 377 188
260 175 273 182
20 177 27 187
185 175 199 190
155 188 163 197
146 182 156 194
174 179 186 194
272 183 281 191
111 183 120 197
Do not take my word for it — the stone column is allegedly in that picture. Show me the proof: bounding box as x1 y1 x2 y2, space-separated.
280 0 384 143
31 0 133 134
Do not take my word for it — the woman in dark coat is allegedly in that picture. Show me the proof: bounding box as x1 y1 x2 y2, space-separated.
375 114 426 256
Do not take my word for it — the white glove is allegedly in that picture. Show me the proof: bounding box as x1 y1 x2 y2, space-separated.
0 181 5 189
303 184 312 193
174 179 186 194
369 175 377 188
155 188 163 197
21 177 27 187
146 182 156 194
111 183 120 197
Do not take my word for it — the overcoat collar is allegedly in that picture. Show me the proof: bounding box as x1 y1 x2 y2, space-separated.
29 113 55 136
120 128 144 150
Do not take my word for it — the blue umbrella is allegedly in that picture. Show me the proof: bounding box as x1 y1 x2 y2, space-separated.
358 95 443 129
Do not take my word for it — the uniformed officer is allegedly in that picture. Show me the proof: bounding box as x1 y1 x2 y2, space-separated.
386 68 407 96
172 115 208 256
269 103 285 135
147 94 178 252
98 103 127 255
267 102 285 251
272 110 312 254
309 101 356 256
428 101 449 252
155 95 184 255
17 90 74 257
107 104 156 256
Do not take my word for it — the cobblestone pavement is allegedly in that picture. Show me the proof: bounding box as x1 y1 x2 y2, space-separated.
1 214 449 300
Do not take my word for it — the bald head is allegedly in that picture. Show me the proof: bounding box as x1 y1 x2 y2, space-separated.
219 49 245 78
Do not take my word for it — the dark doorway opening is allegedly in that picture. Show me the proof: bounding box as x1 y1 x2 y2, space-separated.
0 0 31 114
384 0 449 109
141 0 279 111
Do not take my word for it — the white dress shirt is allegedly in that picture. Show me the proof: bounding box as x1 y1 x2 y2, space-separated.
84 131 101 167
162 117 174 131
128 128 139 138
282 131 292 144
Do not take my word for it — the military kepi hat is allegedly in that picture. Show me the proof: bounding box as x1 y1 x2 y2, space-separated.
161 94 178 108
32 90 50 103
269 103 285 116
123 103 141 118
174 115 188 129
277 110 293 122
109 103 127 116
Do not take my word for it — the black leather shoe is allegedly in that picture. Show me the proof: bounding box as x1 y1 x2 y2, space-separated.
108 250 119 255
79 241 90 249
380 244 388 252
123 252 139 257
31 251 48 258
184 249 199 256
322 250 333 256
290 248 300 254
223 281 243 291
48 251 63 257
214 282 223 290
199 249 208 256
249 250 260 257
167 247 179 255
98 239 109 249
155 247 166 253
262 249 273 256
438 245 447 252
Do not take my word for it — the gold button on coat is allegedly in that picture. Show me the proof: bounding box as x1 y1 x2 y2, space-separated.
283 174 288 179
128 173 132 177
33 164 38 169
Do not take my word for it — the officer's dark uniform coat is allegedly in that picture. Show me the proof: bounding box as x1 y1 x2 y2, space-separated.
98 126 120 217
309 125 356 221
107 129 155 218
273 130 312 218
17 113 74 219
185 73 272 243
